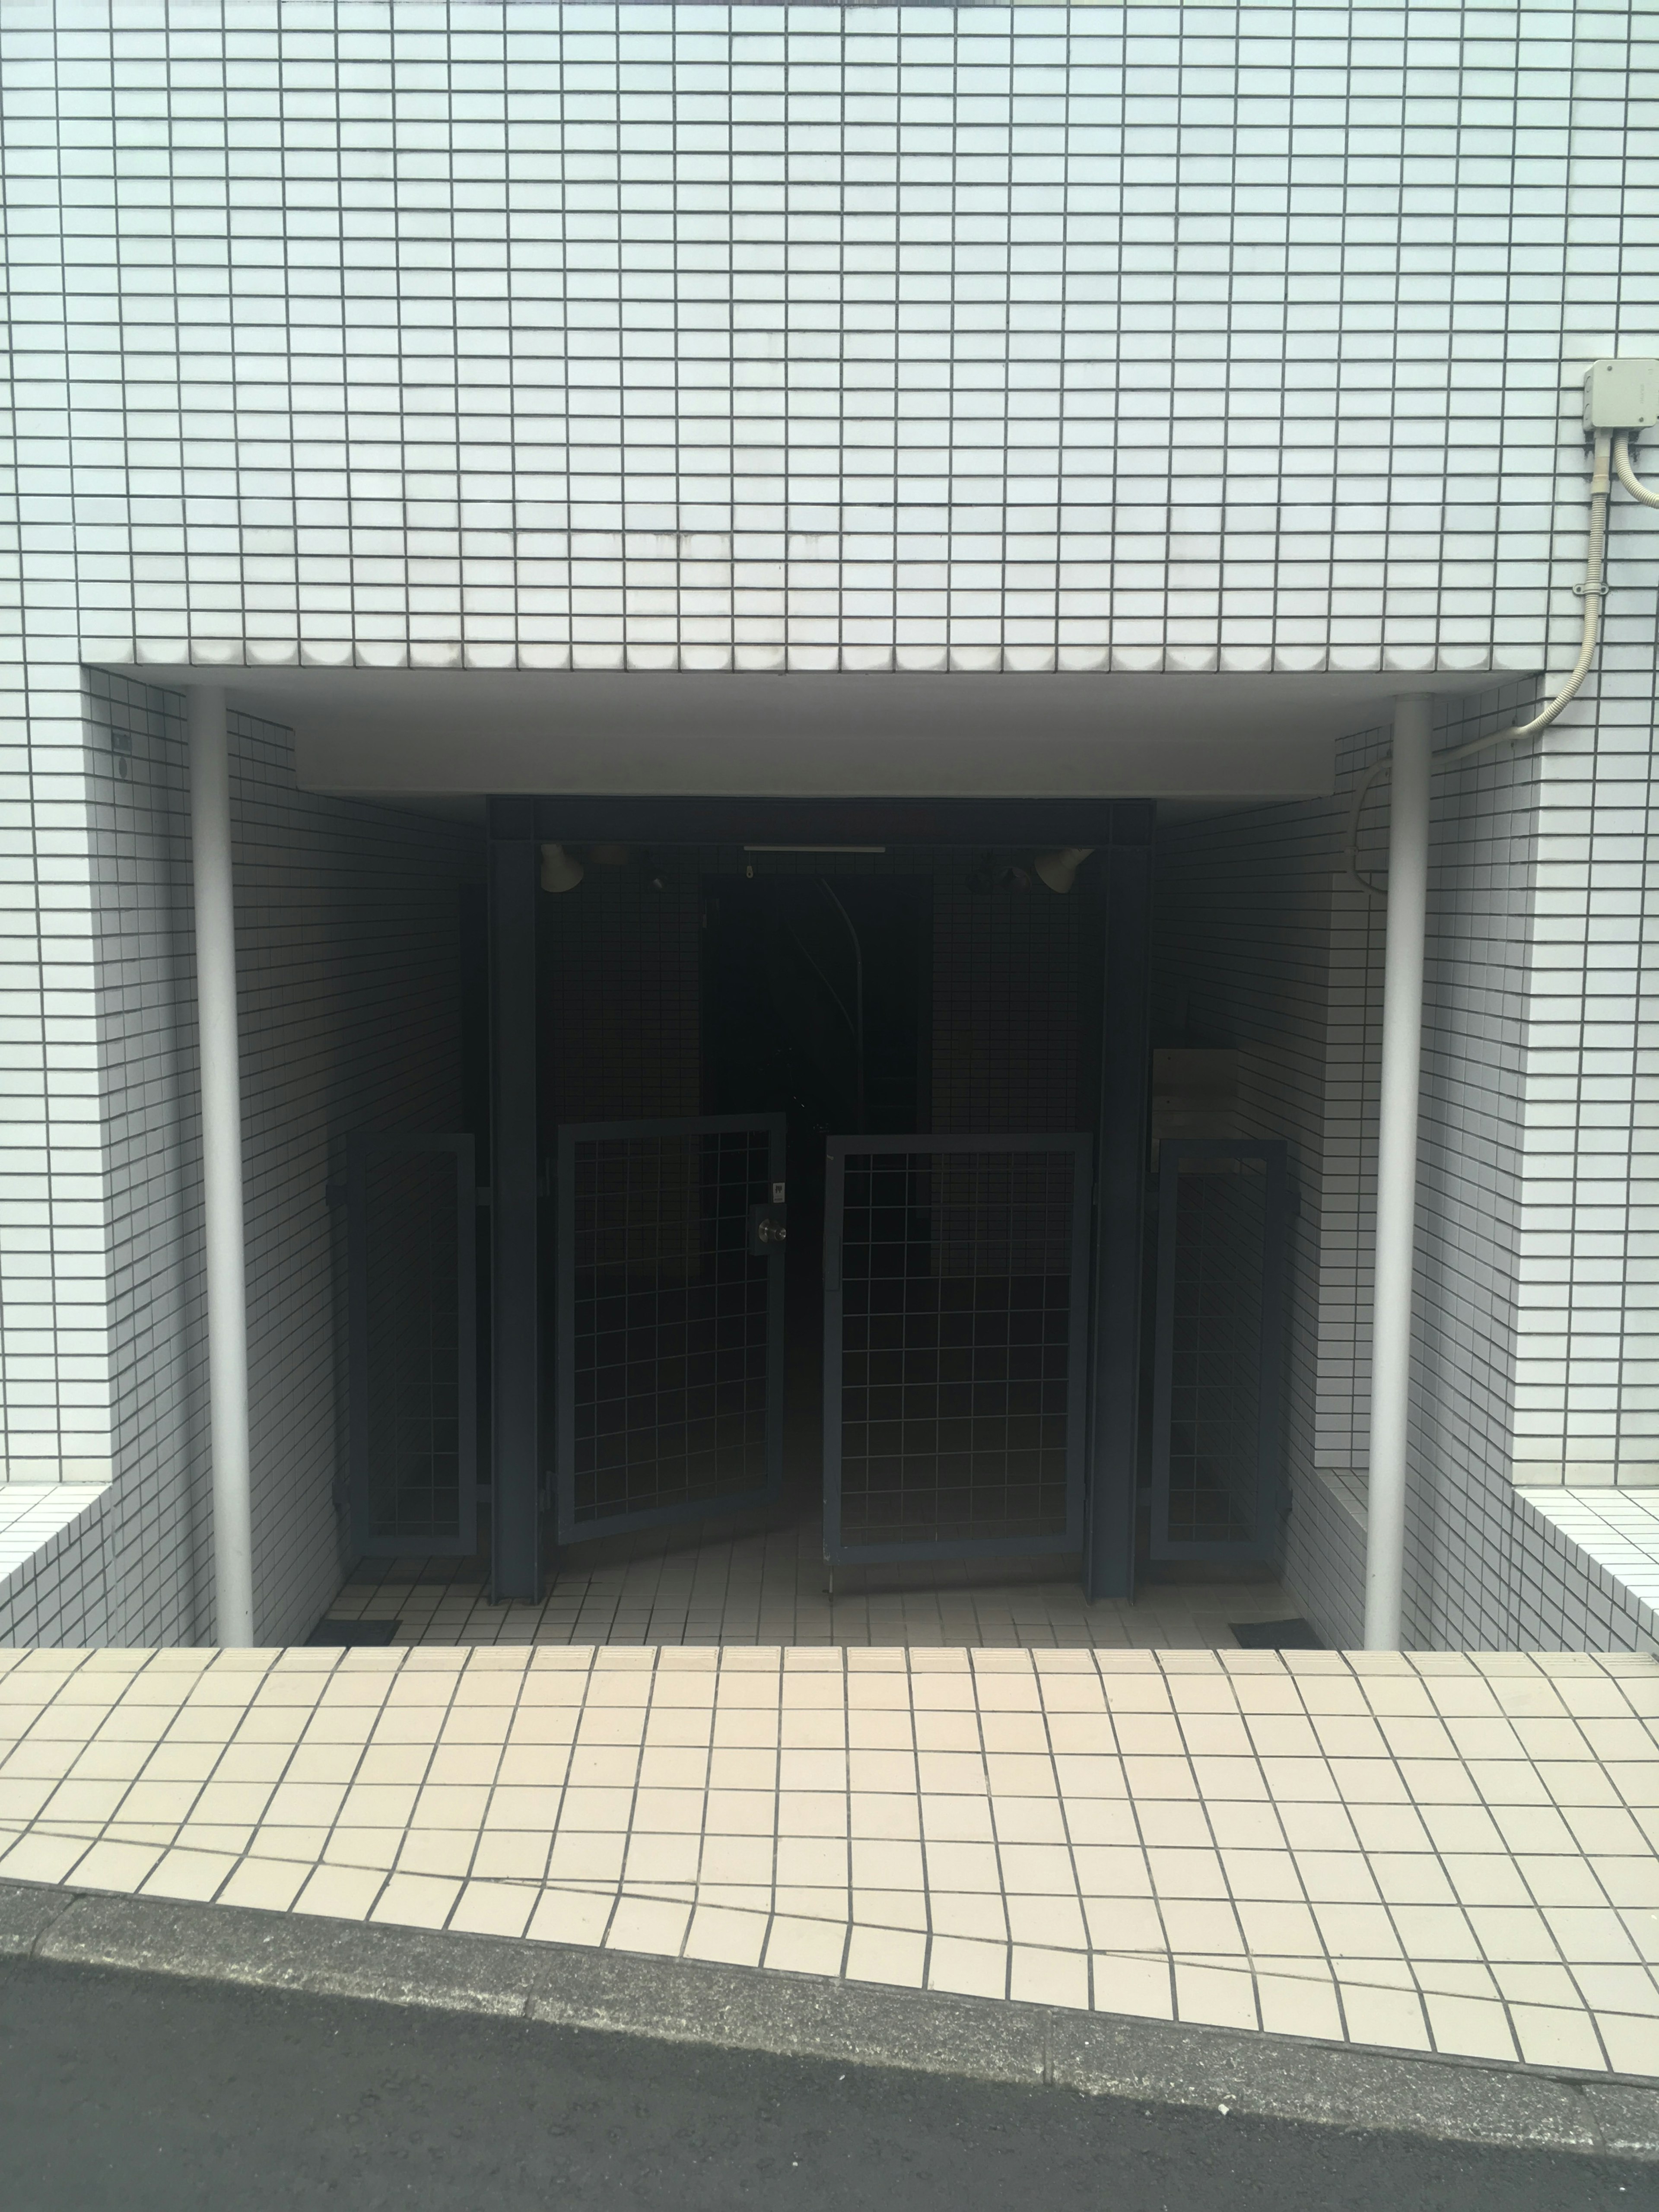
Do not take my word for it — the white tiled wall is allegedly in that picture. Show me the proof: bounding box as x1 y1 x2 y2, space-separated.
13 671 484 1648
1155 655 1659 1653
3 3 1641 680
2 6 1656 1647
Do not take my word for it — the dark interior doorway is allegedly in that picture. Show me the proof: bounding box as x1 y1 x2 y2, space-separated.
470 796 1154 1607
703 873 931 1519
703 873 928 1135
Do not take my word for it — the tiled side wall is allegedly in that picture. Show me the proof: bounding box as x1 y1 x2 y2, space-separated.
1404 687 1540 1649
0 1488 113 1649
1352 657 1659 1644
74 672 483 1647
1513 1490 1659 1654
0 653 111 1490
1514 621 1659 1493
1152 774 1349 1630
1154 660 1659 1655
1152 689 1527 1646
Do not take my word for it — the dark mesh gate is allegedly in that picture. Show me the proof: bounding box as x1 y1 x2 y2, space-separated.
1150 1138 1290 1562
347 1131 478 1556
554 1114 786 1541
823 1134 1092 1563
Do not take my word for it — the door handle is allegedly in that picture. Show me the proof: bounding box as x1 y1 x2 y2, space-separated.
747 1203 787 1255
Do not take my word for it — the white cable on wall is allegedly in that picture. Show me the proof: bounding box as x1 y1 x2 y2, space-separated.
1344 429 1614 897
1614 430 1659 509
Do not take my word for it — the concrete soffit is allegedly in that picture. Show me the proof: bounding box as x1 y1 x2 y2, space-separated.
91 659 1536 804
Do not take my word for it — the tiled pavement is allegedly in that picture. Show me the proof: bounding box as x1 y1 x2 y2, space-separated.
329 1521 1304 1649
2 1641 1658 2081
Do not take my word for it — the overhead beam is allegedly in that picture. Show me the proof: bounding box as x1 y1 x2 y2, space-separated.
529 796 1156 846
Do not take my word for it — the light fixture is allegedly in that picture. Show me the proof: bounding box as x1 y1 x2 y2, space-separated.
1033 845 1094 894
539 842 585 894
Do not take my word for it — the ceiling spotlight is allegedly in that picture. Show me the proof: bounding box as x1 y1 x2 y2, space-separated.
1034 845 1095 895
539 841 585 894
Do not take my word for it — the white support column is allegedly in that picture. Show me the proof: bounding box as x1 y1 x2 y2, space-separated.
1363 693 1433 1650
188 686 255 1644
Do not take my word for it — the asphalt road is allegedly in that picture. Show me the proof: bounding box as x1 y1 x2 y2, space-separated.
0 1954 1646 2212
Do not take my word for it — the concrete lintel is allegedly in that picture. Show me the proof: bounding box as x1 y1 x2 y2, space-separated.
91 663 1533 804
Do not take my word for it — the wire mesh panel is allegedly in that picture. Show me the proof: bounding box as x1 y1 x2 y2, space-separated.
823 1134 1091 1563
555 1115 785 1542
348 1132 477 1557
1150 1140 1289 1562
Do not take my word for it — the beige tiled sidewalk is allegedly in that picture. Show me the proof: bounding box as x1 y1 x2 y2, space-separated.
3 1642 1659 2079
331 1521 1303 1648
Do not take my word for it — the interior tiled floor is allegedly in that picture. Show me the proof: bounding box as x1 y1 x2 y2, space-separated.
328 1520 1303 1649
3 1641 1657 2080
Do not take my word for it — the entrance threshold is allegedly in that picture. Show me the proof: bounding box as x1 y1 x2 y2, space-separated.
329 1521 1300 1651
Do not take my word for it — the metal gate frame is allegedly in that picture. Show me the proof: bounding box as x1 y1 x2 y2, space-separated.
347 1129 479 1559
822 1131 1094 1567
553 1112 787 1545
1149 1136 1290 1564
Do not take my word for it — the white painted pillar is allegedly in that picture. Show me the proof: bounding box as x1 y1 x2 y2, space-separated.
187 686 255 1644
1363 693 1433 1650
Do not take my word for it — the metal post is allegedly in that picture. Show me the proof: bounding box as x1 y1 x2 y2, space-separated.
487 805 542 1603
187 686 256 1644
1363 694 1432 1650
1086 809 1154 1602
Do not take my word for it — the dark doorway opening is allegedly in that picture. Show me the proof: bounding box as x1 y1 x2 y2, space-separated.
348 799 1164 1615
703 873 931 1522
703 873 929 1135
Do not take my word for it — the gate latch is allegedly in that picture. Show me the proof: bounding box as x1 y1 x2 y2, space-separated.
748 1201 787 1254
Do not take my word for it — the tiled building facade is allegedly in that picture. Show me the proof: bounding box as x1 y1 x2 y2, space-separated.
1 4 1657 1649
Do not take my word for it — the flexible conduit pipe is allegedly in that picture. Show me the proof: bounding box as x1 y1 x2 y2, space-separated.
1353 432 1615 1649
1614 431 1659 509
188 686 256 1645
1345 432 1613 899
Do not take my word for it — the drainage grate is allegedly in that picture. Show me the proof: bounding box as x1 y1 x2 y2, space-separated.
1229 1617 1322 1651
308 1617 400 1646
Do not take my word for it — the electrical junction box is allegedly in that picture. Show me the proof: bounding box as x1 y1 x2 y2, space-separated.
1583 357 1659 432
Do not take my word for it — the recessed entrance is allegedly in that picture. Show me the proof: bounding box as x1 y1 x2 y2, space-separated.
703 870 930 1554
482 798 1153 1607
340 794 1291 1631
521 823 1123 1593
